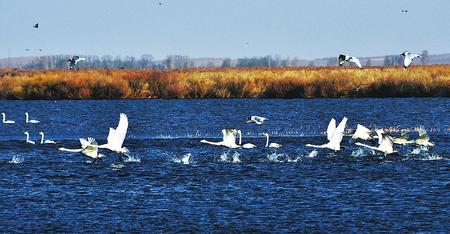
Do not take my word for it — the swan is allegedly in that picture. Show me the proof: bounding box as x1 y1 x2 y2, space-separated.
306 117 348 151
338 54 363 69
59 138 106 162
67 56 86 70
401 51 421 69
24 132 35 145
351 124 372 141
245 116 267 125
413 127 434 147
25 112 40 124
391 131 414 145
355 129 397 155
38 132 56 144
237 130 256 148
262 132 281 148
200 129 240 148
1 113 15 124
90 113 130 160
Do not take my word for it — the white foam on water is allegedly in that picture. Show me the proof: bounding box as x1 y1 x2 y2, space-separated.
420 153 443 161
218 152 228 163
124 155 141 163
411 148 422 155
267 152 286 163
231 152 241 163
8 155 24 164
110 163 125 169
305 150 318 158
351 148 367 157
172 153 192 165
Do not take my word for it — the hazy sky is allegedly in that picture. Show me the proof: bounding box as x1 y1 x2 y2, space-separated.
1 0 449 59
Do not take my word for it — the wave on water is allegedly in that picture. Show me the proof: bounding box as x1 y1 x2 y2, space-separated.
305 150 318 158
217 152 241 163
8 155 24 164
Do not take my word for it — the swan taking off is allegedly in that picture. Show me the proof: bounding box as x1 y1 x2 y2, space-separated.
59 138 106 161
355 129 397 155
38 132 56 144
67 56 86 70
91 113 130 160
262 132 281 148
413 127 434 147
391 131 414 145
351 124 372 141
1 113 15 124
306 117 348 151
401 51 421 69
25 112 40 124
338 54 362 69
200 129 240 148
245 116 267 125
238 130 256 148
24 132 35 145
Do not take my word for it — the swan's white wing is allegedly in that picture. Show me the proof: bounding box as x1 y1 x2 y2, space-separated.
326 118 336 141
349 57 362 69
58 147 83 153
80 138 90 149
328 117 347 149
223 129 237 146
352 124 371 140
403 54 413 68
106 128 116 145
378 135 394 153
109 113 128 148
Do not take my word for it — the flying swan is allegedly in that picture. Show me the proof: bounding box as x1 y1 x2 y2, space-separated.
245 116 267 125
355 129 397 155
200 129 240 148
338 54 363 69
401 51 421 69
59 138 106 162
306 117 348 151
238 130 257 148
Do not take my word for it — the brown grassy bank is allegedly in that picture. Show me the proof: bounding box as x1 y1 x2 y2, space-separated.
0 65 449 99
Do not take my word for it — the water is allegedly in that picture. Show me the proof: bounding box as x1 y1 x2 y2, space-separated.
0 98 449 232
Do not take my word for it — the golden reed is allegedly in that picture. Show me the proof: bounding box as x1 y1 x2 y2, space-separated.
0 65 448 99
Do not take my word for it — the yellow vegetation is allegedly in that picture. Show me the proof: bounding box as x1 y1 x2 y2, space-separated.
0 66 449 99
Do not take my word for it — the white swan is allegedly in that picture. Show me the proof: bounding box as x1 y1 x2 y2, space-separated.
306 117 348 151
90 113 130 159
200 129 240 148
413 127 434 147
38 132 56 144
262 132 281 148
355 129 397 155
338 54 363 69
351 124 372 141
67 56 86 70
24 132 35 145
245 116 267 125
59 138 105 161
401 51 421 69
1 113 15 124
238 130 257 148
391 131 414 145
25 112 40 124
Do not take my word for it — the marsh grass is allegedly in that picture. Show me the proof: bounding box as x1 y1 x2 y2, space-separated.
0 66 448 99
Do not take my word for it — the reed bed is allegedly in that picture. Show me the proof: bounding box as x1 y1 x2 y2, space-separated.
0 66 448 99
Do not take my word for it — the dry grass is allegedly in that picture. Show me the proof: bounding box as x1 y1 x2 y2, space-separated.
0 65 449 99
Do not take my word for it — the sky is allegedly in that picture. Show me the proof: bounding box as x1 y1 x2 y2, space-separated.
1 0 449 60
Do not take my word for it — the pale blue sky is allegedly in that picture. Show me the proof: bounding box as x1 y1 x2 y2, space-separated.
1 0 449 59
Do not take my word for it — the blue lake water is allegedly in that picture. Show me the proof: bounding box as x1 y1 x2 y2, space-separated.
0 98 449 232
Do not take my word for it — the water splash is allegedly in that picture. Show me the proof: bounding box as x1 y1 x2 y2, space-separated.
231 152 241 163
124 155 141 163
305 150 318 158
172 153 192 165
8 155 24 164
267 152 286 163
218 152 228 162
351 148 366 157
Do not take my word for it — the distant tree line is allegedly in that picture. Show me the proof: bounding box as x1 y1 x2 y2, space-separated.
20 51 431 70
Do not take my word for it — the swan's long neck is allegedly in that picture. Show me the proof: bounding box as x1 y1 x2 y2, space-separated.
2 114 5 123
305 143 326 149
25 133 30 142
25 113 29 123
40 133 44 144
265 134 269 147
355 142 379 151
238 131 242 145
376 131 383 145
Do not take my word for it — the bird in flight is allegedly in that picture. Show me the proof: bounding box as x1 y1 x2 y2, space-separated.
67 56 86 70
33 23 39 28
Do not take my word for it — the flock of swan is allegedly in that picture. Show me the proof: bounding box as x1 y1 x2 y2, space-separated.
338 51 421 69
201 115 435 156
1 112 435 163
